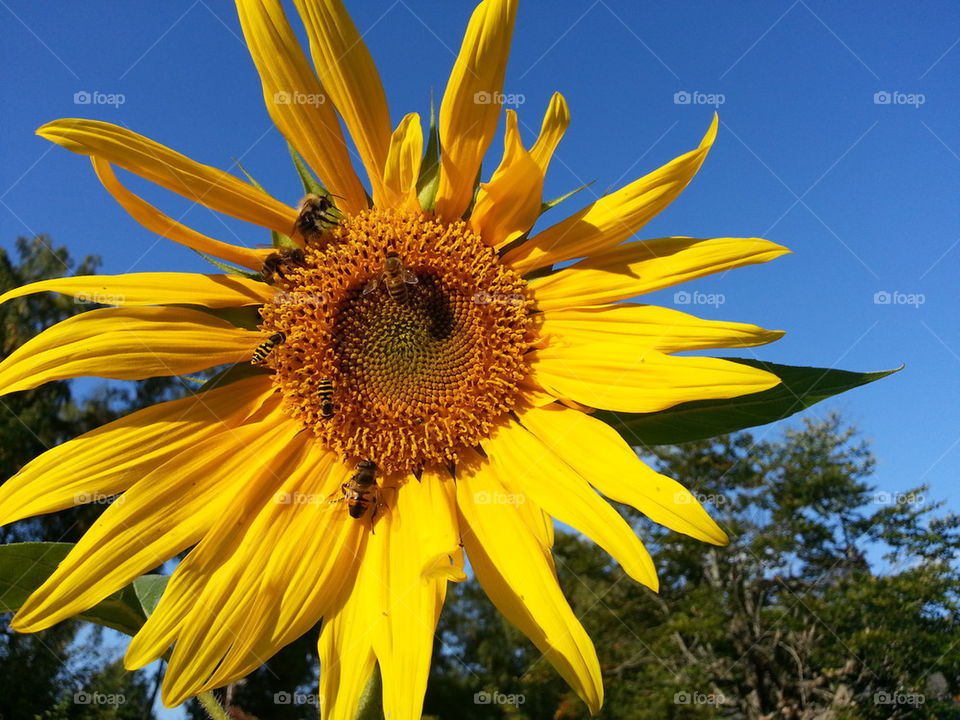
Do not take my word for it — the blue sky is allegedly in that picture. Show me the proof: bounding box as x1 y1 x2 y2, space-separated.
1 0 958 712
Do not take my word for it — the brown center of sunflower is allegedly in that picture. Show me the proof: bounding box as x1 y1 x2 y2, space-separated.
259 208 533 475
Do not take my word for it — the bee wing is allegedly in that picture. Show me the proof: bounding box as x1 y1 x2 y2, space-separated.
402 268 419 285
362 275 380 294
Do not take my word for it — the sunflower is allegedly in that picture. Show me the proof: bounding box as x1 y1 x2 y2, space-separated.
0 0 790 716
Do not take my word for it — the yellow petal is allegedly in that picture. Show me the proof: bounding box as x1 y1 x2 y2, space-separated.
236 0 367 215
318 591 377 720
503 115 718 274
483 420 658 589
541 303 785 354
381 113 424 211
531 345 781 413
92 159 272 270
0 306 262 395
38 120 297 235
434 0 518 220
530 236 790 312
317 472 461 719
519 404 728 545
156 454 368 707
456 451 603 714
470 109 544 248
293 0 392 206
0 376 275 527
530 91 570 175
0 272 275 308
12 415 298 632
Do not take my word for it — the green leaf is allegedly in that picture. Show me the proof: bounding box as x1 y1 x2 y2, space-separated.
196 361 271 393
596 360 902 447
169 303 262 331
288 142 329 198
191 249 261 279
0 542 163 636
540 181 595 215
416 92 442 212
232 159 296 249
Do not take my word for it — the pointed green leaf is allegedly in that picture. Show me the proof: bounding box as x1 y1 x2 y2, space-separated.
417 92 442 212
288 142 329 198
197 361 271 393
133 574 168 617
595 360 902 447
191 250 261 279
0 542 151 636
168 304 262 331
232 159 296 249
540 181 595 216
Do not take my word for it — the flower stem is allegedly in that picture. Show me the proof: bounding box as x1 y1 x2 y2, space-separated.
197 691 230 720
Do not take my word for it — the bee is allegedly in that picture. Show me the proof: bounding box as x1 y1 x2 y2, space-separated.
341 459 380 520
251 331 286 365
293 193 339 243
318 377 335 418
261 247 305 284
362 251 418 303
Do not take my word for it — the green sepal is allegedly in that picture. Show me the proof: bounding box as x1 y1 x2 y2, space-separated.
540 181 595 216
196 361 272 393
523 264 554 282
596 360 902 447
191 250 261 280
166 303 262 331
233 159 296 249
463 162 483 219
288 142 329 198
0 542 168 635
417 92 442 212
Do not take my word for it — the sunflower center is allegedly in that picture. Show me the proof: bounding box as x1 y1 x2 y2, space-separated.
259 208 533 475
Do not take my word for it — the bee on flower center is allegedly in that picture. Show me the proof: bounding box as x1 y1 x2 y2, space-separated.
339 459 381 520
362 251 418 303
293 193 339 244
251 331 286 365
318 377 335 419
261 247 305 284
